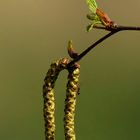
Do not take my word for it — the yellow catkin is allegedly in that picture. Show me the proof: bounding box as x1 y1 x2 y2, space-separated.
43 57 80 140
43 58 70 140
64 66 80 140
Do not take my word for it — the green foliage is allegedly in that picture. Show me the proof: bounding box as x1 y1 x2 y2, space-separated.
86 0 102 31
87 0 97 13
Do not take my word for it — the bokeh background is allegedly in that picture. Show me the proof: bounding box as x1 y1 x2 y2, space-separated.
0 0 140 139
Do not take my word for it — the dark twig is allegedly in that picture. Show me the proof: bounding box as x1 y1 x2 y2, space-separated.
114 25 140 31
94 25 140 31
67 25 140 68
67 30 118 67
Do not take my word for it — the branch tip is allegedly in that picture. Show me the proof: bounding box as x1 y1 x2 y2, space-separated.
67 40 79 59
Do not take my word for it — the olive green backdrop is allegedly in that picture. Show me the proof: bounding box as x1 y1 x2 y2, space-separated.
0 0 140 140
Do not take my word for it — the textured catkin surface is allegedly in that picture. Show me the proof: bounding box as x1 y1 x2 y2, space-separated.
43 58 80 140
64 67 80 140
43 58 69 140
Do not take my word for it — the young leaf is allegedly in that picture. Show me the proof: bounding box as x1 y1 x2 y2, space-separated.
87 0 97 13
87 24 94 32
86 0 115 30
86 0 103 31
86 20 102 32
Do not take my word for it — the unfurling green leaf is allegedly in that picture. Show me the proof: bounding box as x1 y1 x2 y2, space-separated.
86 0 103 31
86 19 102 32
86 0 97 13
86 24 94 32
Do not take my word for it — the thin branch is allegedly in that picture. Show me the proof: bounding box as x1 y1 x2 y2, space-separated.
94 25 140 31
67 25 140 68
67 30 118 67
115 25 140 31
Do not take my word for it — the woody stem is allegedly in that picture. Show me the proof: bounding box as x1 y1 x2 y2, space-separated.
67 30 118 67
67 25 140 68
94 25 140 31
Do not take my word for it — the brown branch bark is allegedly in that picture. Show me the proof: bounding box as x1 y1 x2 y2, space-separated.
67 25 140 68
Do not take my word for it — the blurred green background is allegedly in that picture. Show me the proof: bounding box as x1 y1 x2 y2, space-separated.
0 0 140 139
